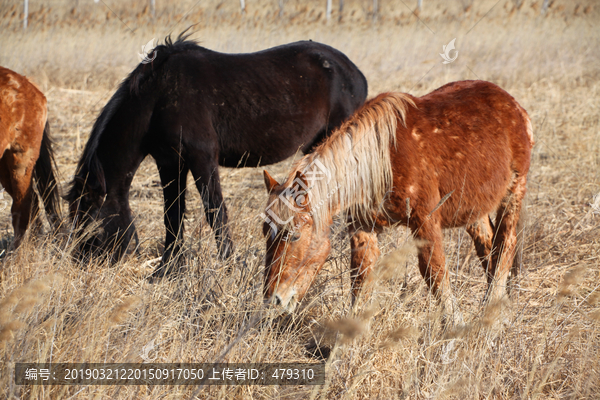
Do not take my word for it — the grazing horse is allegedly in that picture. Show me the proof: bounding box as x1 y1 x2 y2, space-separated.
0 66 61 246
66 32 367 276
262 80 533 319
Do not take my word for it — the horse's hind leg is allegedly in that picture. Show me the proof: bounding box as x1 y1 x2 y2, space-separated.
466 216 494 273
507 205 527 296
1 151 37 247
486 175 527 304
153 159 189 278
188 154 234 261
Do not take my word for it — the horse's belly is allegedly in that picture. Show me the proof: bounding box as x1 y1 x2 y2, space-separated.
218 118 325 167
438 155 513 227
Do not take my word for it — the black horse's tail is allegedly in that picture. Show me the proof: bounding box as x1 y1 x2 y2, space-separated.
34 120 61 228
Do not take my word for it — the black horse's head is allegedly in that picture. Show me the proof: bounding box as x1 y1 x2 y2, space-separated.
66 161 136 263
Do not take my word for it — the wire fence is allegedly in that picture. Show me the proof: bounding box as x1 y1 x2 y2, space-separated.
10 0 427 29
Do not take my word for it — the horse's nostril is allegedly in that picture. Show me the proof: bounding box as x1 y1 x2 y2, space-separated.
274 294 283 306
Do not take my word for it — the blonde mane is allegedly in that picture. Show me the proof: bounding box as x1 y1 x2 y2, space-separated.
273 92 416 231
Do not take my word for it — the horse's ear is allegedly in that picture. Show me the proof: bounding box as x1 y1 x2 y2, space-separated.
294 170 309 189
263 170 279 193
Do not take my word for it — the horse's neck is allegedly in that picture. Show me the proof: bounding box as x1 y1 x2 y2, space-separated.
94 133 145 196
309 132 393 229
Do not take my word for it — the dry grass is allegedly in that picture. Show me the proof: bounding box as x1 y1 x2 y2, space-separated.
1 0 600 398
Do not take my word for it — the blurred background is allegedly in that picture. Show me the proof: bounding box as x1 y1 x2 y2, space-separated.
1 0 597 92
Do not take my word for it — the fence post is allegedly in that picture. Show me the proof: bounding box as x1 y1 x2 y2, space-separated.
240 0 245 14
326 0 332 20
373 0 378 20
23 0 28 29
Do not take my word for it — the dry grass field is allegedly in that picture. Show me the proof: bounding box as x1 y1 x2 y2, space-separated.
1 0 600 398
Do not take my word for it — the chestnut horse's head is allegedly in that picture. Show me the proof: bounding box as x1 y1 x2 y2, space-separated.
66 165 136 263
262 170 332 313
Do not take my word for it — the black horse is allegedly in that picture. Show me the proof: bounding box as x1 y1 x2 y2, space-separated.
67 32 367 276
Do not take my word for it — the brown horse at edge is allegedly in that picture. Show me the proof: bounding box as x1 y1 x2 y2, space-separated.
262 80 533 321
0 66 61 247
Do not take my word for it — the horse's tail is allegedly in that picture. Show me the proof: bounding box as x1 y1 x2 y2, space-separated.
507 102 533 295
34 120 61 229
508 196 528 295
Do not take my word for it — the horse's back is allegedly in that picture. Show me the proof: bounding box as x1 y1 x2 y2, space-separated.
420 80 532 153
155 41 367 167
395 80 532 226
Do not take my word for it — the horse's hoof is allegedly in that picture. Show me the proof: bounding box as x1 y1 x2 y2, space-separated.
148 269 167 284
148 261 184 283
305 339 332 361
147 275 160 284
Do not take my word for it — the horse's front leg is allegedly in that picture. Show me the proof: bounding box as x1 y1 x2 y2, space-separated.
349 225 380 304
152 160 189 278
188 153 234 261
413 217 462 324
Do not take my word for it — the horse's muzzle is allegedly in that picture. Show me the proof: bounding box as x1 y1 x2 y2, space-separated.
264 289 298 314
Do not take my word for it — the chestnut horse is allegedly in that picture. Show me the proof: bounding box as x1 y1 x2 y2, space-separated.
262 80 533 319
0 66 61 246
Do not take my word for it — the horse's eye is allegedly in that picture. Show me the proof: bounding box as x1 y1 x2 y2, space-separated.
289 231 301 242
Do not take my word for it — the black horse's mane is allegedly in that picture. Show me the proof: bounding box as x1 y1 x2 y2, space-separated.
66 30 200 202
